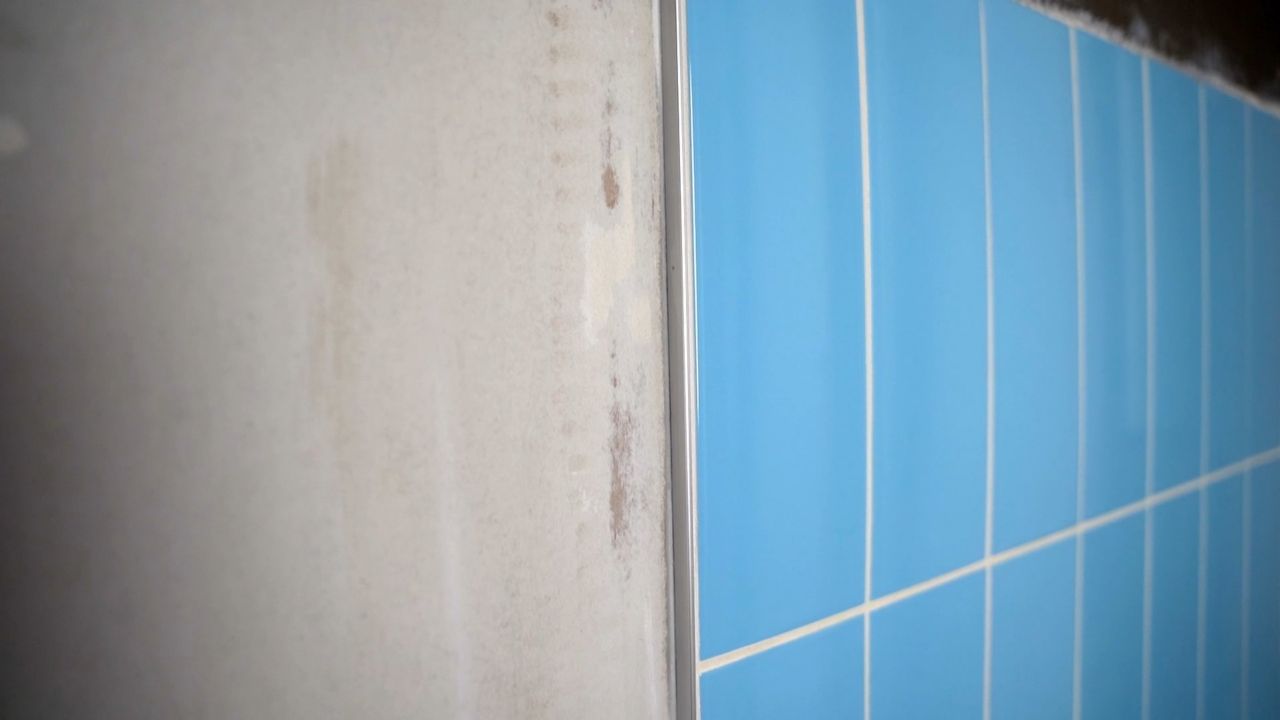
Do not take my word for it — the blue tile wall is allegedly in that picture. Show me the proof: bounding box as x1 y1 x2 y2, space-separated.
686 0 1280 717
865 0 987 596
1150 493 1200 720
1205 475 1244 718
688 0 865 658
991 539 1076 719
1206 90 1249 469
1149 63 1204 490
700 620 862 720
1250 463 1280 716
871 574 984 719
987 0 1078 552
1078 33 1148 519
1081 514 1144 719
1251 111 1280 456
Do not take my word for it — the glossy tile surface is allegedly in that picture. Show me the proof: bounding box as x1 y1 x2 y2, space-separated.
866 0 987 596
1149 62 1204 490
991 540 1075 720
1077 34 1147 518
987 0 1079 552
688 0 865 658
1206 90 1249 469
1250 110 1280 456
700 620 862 720
1150 493 1200 720
1204 474 1243 718
1081 514 1144 720
871 574 984 720
1249 462 1280 717
685 0 1280 712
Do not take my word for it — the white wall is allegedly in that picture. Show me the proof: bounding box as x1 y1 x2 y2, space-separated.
0 1 670 717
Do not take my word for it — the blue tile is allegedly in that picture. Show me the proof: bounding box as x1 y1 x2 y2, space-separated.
1206 90 1250 470
1249 462 1280 718
1082 513 1144 720
688 0 865 657
986 0 1078 552
1077 35 1147 518
871 574 984 720
1150 493 1200 720
1205 474 1243 718
701 619 862 720
1250 110 1280 456
1149 62 1204 490
991 540 1075 720
866 0 986 596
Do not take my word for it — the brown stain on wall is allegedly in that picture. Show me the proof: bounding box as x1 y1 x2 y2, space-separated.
600 165 619 209
608 395 633 549
600 75 619 210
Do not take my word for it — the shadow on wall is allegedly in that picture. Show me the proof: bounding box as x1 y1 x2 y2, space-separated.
1030 0 1280 102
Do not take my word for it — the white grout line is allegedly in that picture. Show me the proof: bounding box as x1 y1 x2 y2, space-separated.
1242 472 1252 718
1194 79 1210 720
695 447 1280 675
1199 85 1210 478
1140 56 1156 720
1242 107 1253 720
854 0 874 716
1196 485 1208 720
1069 27 1087 720
978 0 995 715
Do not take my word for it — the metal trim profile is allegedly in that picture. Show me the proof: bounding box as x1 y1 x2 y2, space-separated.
659 0 700 717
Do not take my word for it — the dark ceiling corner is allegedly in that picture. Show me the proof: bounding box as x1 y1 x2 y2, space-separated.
1028 0 1280 103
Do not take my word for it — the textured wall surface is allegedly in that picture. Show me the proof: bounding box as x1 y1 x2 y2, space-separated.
0 1 670 718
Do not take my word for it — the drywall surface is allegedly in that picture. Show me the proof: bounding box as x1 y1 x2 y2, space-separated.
0 1 670 718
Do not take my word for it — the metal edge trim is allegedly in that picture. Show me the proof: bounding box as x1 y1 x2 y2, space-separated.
658 0 700 717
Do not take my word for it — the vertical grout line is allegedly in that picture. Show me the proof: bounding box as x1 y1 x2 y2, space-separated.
1242 472 1252 718
1242 106 1253 720
1140 56 1155 720
978 1 995 717
1069 28 1086 720
1196 485 1209 720
1192 81 1203 720
1199 86 1211 479
854 0 874 716
1195 80 1209 720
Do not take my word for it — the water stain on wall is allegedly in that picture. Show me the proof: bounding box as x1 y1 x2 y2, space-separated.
608 353 635 553
305 137 361 483
600 62 620 210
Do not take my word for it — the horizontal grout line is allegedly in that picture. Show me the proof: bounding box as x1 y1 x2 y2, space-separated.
696 444 1280 675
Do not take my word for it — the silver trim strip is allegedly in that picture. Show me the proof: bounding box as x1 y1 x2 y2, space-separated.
659 0 700 717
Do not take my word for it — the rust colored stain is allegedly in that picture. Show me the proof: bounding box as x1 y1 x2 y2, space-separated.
601 164 620 209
